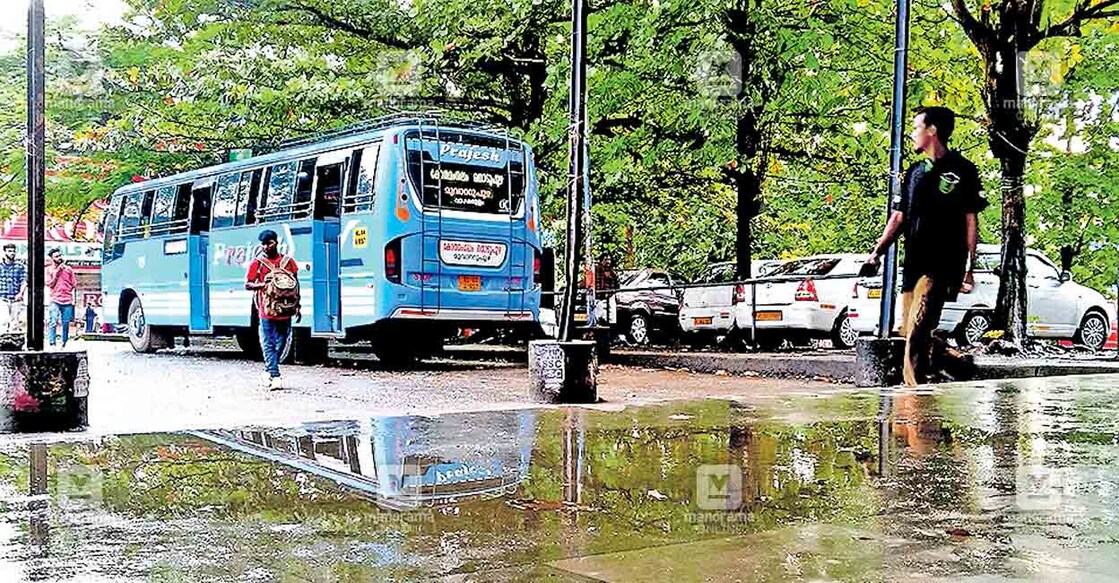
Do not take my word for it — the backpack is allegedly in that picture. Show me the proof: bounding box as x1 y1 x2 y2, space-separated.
259 256 300 318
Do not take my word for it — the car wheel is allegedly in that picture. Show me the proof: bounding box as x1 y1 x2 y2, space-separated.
628 313 650 345
955 312 991 348
127 297 159 354
1074 311 1109 351
830 311 858 350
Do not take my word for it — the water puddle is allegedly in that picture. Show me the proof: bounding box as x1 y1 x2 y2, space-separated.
2 375 1118 581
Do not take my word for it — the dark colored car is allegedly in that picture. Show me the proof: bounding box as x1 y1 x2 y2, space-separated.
607 269 687 345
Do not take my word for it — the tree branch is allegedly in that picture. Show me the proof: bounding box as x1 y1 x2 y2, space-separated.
948 0 993 47
273 3 414 50
1037 0 1119 43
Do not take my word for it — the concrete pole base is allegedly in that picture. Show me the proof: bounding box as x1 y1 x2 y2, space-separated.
855 337 905 387
528 339 598 404
0 333 22 352
1 350 90 433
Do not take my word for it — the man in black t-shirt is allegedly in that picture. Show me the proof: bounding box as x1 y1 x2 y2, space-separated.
867 106 988 386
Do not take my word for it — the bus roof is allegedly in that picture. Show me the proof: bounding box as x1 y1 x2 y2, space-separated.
110 122 531 198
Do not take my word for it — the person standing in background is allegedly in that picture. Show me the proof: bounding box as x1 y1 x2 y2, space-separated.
46 248 77 348
0 243 27 334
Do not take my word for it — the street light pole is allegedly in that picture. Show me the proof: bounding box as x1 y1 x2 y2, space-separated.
877 0 912 340
26 0 46 352
558 0 589 343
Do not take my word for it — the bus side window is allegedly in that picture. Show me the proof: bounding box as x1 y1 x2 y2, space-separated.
150 186 177 235
102 196 124 261
212 173 240 230
173 184 192 227
190 181 213 234
139 190 155 234
294 158 316 219
261 161 296 223
346 145 378 213
119 192 144 240
235 169 261 226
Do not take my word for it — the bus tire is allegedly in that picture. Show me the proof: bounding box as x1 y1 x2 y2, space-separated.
235 328 262 361
371 340 419 368
291 330 329 365
127 297 160 354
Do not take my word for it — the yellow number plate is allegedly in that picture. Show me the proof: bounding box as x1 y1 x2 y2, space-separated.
574 313 588 322
754 311 783 322
458 275 482 291
353 227 368 248
868 289 882 299
693 317 714 326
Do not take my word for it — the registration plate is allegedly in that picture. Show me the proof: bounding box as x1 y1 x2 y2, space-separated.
574 313 588 322
458 275 482 292
754 311 783 322
868 289 882 299
693 317 714 326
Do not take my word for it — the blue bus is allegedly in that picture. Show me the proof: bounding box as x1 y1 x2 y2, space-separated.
100 116 543 363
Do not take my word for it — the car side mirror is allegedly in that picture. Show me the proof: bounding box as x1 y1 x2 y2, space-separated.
1059 271 1072 283
992 267 1002 278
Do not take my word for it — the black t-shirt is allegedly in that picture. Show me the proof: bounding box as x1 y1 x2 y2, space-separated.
892 150 988 298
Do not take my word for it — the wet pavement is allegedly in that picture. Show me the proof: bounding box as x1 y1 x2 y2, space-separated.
2 374 1118 581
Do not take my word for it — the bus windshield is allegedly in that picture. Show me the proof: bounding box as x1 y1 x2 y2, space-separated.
404 130 526 215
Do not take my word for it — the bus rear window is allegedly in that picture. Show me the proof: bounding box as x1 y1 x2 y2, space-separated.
404 130 526 215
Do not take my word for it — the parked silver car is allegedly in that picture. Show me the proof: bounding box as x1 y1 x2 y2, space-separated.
848 244 1116 350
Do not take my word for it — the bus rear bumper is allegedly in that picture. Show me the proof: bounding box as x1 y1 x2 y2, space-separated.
389 307 537 322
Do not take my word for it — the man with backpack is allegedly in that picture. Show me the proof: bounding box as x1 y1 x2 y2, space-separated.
245 229 301 389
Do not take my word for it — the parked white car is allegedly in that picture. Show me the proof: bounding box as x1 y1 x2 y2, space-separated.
678 260 784 343
848 244 1116 350
730 254 873 349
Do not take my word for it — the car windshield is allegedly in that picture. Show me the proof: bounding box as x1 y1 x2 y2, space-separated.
767 258 841 277
619 270 646 287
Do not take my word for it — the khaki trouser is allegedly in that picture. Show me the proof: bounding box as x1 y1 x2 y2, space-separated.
0 298 23 334
899 276 948 387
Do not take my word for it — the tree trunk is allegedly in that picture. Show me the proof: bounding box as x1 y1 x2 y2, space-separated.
730 3 761 280
983 43 1036 346
995 163 1029 345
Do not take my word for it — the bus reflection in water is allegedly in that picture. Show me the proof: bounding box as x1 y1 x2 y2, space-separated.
193 410 536 510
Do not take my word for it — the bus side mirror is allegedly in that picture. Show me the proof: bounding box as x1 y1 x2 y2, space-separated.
1060 271 1072 283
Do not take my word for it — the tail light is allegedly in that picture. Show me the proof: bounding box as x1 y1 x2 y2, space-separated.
533 249 542 283
733 284 746 305
385 239 401 283
795 279 818 302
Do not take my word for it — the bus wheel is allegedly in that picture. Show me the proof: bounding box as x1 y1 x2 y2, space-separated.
235 328 262 361
127 297 159 354
371 340 419 368
291 330 329 365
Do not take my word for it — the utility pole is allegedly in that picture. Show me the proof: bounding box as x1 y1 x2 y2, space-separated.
26 0 46 351
558 0 589 343
877 0 912 340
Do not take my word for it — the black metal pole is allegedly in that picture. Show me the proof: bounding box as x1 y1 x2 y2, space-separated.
877 0 911 339
26 0 46 351
558 0 588 343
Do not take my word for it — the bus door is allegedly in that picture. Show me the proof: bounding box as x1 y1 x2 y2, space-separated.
188 180 213 333
311 150 347 336
415 125 442 315
338 144 380 330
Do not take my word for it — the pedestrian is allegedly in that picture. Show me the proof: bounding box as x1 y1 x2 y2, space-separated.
46 247 77 348
245 229 301 390
866 106 988 386
0 243 27 334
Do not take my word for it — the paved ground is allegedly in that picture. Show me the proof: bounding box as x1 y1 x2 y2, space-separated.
74 341 852 435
